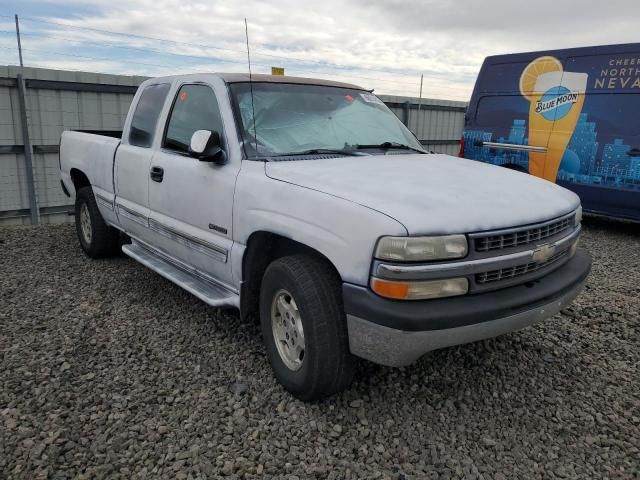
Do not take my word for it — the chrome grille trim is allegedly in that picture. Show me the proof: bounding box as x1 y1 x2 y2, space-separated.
374 226 580 282
471 212 575 252
476 249 569 284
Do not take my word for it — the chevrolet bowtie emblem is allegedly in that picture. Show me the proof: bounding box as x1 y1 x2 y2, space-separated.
532 243 556 263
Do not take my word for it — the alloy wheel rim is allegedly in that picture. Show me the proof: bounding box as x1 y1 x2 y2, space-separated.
80 203 92 244
270 289 305 371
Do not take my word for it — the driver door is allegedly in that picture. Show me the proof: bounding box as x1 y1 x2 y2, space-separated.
147 83 238 289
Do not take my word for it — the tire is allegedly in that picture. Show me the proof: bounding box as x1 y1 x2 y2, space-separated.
75 186 120 258
259 254 356 401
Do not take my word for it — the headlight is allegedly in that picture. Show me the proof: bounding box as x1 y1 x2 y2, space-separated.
574 206 583 226
371 277 469 300
374 235 468 262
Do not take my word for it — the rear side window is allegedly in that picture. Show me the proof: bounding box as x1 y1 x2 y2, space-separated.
164 84 224 153
129 83 170 147
475 95 529 130
566 52 640 93
474 61 532 95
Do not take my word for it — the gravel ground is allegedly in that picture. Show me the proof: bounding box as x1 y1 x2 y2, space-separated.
1 220 638 480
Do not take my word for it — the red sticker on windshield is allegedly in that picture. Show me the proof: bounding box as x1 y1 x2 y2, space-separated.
344 94 353 102
179 91 188 102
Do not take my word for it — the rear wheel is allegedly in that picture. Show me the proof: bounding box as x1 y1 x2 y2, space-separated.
259 254 356 401
75 186 120 258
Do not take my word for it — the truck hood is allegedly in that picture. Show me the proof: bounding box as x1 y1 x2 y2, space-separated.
265 154 580 235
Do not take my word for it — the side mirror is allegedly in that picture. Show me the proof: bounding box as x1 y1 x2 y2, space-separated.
189 130 226 164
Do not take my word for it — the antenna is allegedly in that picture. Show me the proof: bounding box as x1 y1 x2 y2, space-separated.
14 14 24 68
417 73 423 134
244 18 258 156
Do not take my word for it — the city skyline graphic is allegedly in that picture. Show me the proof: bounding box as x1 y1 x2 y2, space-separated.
463 113 640 191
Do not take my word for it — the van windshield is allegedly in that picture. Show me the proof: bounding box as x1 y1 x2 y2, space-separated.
229 82 424 159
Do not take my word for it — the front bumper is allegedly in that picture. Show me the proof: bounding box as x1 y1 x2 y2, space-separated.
344 249 591 366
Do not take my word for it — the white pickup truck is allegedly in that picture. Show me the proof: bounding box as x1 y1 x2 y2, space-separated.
60 73 591 400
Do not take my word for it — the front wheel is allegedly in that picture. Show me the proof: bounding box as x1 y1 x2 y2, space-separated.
259 255 356 401
75 186 120 258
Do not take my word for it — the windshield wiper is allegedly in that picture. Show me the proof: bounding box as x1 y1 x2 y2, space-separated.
271 148 355 157
352 142 427 154
266 143 425 159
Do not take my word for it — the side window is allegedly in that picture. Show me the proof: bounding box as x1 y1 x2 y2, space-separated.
129 83 170 147
475 95 529 130
164 84 224 153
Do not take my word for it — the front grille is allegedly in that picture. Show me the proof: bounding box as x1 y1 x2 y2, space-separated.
476 248 568 284
475 216 574 252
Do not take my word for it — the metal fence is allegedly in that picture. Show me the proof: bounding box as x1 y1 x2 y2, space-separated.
379 95 467 155
0 66 467 225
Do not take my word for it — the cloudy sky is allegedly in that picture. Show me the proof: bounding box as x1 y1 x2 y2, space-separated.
1 0 639 100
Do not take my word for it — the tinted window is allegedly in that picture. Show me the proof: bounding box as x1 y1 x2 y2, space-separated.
164 85 224 153
566 52 640 94
475 61 533 95
465 95 531 168
129 83 169 148
475 95 529 131
129 83 170 147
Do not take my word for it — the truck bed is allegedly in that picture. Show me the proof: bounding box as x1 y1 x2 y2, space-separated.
59 130 122 201
72 129 123 139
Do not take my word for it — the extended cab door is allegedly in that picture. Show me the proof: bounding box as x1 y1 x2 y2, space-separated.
114 83 170 240
147 82 239 289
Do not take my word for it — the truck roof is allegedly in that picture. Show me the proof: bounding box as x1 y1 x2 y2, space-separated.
144 72 366 91
220 73 366 91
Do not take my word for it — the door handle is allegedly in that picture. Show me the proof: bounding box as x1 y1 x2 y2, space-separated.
627 148 640 157
150 166 164 182
474 140 547 153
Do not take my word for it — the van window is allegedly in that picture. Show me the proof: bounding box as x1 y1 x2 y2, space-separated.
563 94 639 176
566 53 640 93
575 94 639 138
129 83 170 148
164 84 224 153
475 95 529 130
475 62 532 95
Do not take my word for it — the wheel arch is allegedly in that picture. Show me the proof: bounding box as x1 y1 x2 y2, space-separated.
240 230 341 321
69 168 91 196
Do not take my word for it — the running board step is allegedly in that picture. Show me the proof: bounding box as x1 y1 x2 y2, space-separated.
122 243 239 308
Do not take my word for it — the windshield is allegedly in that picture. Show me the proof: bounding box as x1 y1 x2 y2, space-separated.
229 82 424 159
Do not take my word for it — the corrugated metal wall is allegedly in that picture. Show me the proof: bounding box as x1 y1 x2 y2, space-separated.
0 66 145 225
0 66 468 225
378 95 467 156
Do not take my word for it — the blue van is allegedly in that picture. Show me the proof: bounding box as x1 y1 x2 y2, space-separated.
461 43 640 222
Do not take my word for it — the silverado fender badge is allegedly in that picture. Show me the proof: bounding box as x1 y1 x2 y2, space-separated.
209 223 228 235
532 243 556 263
